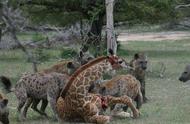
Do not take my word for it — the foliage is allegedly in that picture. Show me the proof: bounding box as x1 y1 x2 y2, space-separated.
8 0 186 26
15 0 104 27
60 48 78 59
33 48 50 62
32 32 46 42
114 0 180 24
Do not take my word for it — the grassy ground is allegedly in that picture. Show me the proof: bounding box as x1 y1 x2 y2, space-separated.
1 38 190 124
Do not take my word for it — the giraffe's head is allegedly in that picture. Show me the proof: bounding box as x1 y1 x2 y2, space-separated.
105 49 128 74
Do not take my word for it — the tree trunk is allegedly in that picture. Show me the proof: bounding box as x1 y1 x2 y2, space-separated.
0 3 2 42
0 28 2 42
106 0 117 55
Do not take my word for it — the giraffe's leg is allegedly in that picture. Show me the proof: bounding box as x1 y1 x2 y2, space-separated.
83 102 110 124
22 97 33 119
107 95 140 118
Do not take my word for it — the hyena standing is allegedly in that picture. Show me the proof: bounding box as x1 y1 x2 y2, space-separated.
130 53 148 103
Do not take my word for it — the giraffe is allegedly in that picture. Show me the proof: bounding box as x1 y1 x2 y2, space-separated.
57 52 139 123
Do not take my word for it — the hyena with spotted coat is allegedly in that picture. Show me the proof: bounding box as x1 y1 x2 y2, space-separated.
129 53 148 102
0 72 69 120
89 74 143 117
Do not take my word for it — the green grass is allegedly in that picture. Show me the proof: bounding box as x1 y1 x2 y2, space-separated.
1 38 190 124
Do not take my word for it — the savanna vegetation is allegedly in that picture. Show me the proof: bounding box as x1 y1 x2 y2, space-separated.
1 38 190 124
0 0 190 124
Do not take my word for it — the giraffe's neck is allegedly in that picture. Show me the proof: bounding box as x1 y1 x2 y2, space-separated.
68 60 109 99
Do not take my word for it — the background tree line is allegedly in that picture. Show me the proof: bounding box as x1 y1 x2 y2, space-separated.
0 0 190 51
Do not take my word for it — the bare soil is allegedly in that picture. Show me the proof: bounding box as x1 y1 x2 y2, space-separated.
118 31 190 42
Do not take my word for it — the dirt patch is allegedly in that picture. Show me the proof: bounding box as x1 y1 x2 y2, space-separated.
118 31 190 42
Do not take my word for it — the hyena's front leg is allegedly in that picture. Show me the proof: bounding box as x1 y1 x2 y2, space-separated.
107 95 140 118
135 91 143 110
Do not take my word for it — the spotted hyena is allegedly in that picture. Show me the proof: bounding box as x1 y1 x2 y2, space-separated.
0 92 9 124
24 61 81 116
89 74 143 117
0 72 69 120
129 53 148 102
179 64 190 82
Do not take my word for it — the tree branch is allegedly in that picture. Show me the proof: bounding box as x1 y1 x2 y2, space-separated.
2 2 38 72
175 4 190 9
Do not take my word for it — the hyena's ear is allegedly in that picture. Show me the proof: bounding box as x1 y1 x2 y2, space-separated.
67 62 75 69
100 87 106 95
134 53 139 60
0 99 8 108
81 45 88 52
2 99 8 106
108 48 114 55
79 51 84 58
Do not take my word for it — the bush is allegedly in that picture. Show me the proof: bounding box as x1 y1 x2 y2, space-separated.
33 48 50 62
60 48 78 59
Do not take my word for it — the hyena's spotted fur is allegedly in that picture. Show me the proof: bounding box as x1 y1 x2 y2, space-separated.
26 60 81 116
0 72 69 120
89 74 143 117
0 92 9 124
129 53 148 102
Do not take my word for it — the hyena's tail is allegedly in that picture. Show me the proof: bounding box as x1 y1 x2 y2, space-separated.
0 76 13 93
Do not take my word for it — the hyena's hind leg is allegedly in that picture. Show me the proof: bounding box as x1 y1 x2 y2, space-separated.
22 97 33 119
39 99 48 117
22 97 48 118
17 97 27 120
15 88 27 120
